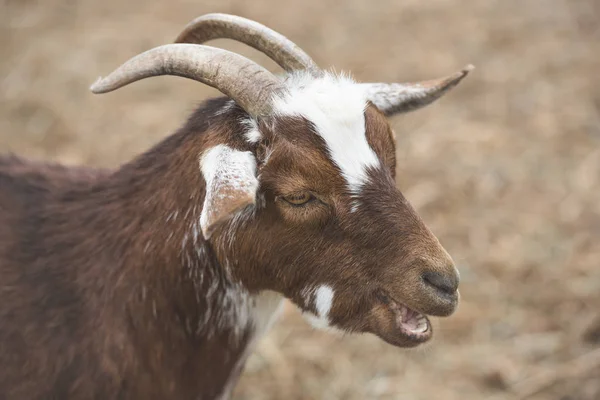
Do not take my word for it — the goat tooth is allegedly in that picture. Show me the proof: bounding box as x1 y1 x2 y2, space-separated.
414 319 427 333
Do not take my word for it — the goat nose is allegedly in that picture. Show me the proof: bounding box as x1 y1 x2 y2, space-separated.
422 270 459 295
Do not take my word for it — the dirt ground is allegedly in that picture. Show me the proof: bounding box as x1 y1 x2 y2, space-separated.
2 0 600 399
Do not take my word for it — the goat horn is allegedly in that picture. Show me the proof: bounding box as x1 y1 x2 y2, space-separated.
361 64 474 116
175 13 320 76
90 44 284 117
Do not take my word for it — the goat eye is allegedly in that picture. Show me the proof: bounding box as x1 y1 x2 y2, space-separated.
282 192 314 206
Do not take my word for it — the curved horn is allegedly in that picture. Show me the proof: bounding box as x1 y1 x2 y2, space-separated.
175 13 320 76
361 65 474 116
90 44 284 117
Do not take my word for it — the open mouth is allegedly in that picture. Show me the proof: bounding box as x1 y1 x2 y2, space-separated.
389 300 430 337
376 291 432 344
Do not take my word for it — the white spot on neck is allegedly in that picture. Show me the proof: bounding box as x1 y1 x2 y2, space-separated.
303 285 342 332
273 71 380 193
314 285 334 320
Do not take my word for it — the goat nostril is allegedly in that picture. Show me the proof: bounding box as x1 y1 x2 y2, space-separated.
422 271 459 295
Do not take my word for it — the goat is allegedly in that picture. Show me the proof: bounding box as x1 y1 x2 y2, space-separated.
0 13 472 400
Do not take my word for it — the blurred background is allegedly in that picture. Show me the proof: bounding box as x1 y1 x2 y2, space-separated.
1 0 599 399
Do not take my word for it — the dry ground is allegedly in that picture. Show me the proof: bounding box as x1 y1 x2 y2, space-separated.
1 0 600 399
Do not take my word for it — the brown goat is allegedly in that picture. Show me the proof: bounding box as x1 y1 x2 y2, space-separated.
0 13 471 400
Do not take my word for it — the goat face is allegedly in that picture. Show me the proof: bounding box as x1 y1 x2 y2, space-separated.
204 73 461 348
91 15 471 347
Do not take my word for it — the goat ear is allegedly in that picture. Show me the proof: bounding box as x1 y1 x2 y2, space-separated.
199 144 259 239
361 65 473 116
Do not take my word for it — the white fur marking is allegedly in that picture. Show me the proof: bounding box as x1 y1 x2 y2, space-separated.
314 285 334 321
215 99 236 116
212 290 284 400
274 71 380 192
303 285 341 332
350 199 360 213
241 118 262 144
199 144 258 238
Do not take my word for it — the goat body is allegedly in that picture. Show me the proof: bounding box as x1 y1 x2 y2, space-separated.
0 99 282 399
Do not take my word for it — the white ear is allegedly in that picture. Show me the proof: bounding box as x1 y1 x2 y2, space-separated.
199 144 258 239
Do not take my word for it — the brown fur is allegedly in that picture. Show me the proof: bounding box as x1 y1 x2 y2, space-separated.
216 105 457 346
0 96 458 399
0 98 256 399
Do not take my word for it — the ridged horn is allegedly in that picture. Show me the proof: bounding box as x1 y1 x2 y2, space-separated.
361 65 474 116
90 44 285 117
175 13 320 76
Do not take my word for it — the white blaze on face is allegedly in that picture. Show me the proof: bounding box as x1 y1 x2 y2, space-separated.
273 72 380 194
